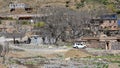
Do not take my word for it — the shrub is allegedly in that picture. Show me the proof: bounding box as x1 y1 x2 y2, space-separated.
75 2 84 9
21 21 30 25
34 21 46 27
106 3 116 12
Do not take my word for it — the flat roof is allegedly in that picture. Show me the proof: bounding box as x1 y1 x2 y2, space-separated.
81 36 120 40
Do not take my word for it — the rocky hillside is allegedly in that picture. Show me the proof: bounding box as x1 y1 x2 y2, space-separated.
0 0 120 14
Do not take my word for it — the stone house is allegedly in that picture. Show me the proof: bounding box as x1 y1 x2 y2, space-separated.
29 35 43 45
90 13 119 36
9 3 26 9
79 34 120 50
91 13 118 30
100 14 118 30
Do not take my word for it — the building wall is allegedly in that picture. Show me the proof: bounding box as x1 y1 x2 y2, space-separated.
9 3 26 9
30 37 43 45
111 42 120 50
85 40 120 50
86 40 105 49
100 20 118 30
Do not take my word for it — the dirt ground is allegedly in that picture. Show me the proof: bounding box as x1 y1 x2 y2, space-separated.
108 63 120 68
8 49 91 58
64 49 91 58
0 64 6 68
0 47 120 68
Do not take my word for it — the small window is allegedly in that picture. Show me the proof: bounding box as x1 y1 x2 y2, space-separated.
109 20 111 23
77 43 80 45
114 26 117 28
109 26 112 28
114 20 116 23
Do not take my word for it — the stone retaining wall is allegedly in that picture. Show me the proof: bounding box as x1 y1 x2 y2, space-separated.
111 42 120 50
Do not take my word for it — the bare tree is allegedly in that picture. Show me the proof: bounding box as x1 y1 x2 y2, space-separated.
34 6 109 44
36 6 92 44
40 6 69 44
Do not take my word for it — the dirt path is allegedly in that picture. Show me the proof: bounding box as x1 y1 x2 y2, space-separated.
9 44 72 58
109 63 120 68
9 44 71 53
85 48 120 56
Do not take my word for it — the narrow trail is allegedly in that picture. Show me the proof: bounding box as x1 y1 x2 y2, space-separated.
9 44 72 54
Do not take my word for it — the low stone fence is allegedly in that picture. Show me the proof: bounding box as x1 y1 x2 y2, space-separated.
86 41 106 49
111 42 120 50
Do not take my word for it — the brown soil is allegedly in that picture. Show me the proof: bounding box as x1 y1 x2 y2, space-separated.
0 64 6 68
42 53 60 58
8 49 92 59
109 63 120 68
8 51 29 58
64 49 92 58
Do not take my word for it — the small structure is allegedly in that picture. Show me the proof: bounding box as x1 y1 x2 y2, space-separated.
30 35 43 45
9 3 32 13
80 35 120 50
90 13 119 37
100 13 118 30
91 13 118 31
9 3 26 9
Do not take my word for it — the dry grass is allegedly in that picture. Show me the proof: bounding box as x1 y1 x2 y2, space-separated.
0 64 6 68
64 49 92 58
0 0 68 14
0 0 104 14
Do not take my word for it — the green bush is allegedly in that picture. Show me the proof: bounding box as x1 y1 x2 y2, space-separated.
76 3 84 9
106 3 116 12
111 61 120 63
99 0 109 5
21 21 30 25
75 1 85 9
85 0 109 5
96 63 108 68
34 21 46 27
118 64 120 67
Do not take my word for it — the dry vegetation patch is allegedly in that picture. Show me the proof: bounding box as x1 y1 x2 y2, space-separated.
64 49 92 58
